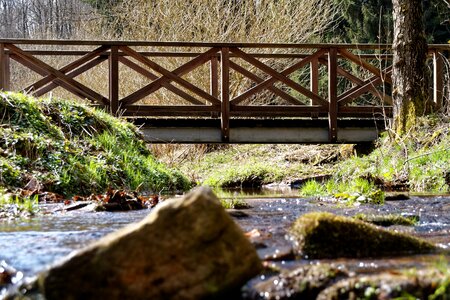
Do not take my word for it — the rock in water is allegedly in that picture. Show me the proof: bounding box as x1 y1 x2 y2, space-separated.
38 187 262 300
290 212 436 259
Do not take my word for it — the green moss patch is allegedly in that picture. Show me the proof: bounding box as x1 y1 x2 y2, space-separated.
290 212 436 259
353 213 419 226
0 92 190 196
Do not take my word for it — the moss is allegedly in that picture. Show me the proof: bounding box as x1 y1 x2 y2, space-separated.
0 92 190 196
353 213 419 226
317 267 450 300
290 212 436 259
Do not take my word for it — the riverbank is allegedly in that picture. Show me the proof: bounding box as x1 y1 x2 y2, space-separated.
157 115 449 195
0 92 190 204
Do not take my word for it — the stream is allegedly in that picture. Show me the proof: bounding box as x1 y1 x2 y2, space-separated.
1 190 450 298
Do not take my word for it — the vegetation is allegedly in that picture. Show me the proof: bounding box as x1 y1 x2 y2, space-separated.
353 213 419 226
335 116 450 193
300 178 385 204
219 198 251 210
0 92 190 197
0 188 38 217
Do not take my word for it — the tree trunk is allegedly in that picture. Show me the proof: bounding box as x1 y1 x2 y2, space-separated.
392 0 430 135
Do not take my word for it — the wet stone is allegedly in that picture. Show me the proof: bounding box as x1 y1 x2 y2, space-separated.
317 268 450 300
251 264 348 300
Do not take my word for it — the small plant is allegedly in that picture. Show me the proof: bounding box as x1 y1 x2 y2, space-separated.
300 180 327 197
219 198 251 209
0 192 39 217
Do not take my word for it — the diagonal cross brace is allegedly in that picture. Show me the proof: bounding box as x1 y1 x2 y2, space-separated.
6 43 109 105
230 48 328 107
120 46 221 106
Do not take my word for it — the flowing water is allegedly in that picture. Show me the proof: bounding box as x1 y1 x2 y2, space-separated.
1 190 450 297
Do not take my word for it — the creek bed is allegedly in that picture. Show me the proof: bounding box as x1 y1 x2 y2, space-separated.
1 193 449 296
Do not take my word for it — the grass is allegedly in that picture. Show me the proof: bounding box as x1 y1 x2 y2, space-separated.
0 92 190 197
219 198 251 209
334 116 450 193
300 178 385 205
0 188 39 216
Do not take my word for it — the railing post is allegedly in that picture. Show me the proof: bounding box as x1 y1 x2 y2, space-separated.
310 58 319 98
109 45 120 115
433 50 444 110
210 55 219 99
0 43 9 91
221 47 230 143
328 47 338 143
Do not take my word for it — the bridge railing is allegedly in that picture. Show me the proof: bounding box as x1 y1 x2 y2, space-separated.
0 40 447 142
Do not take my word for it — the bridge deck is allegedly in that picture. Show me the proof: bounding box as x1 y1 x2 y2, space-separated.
132 118 387 144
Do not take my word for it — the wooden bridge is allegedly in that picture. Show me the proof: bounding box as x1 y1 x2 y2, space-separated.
0 40 447 143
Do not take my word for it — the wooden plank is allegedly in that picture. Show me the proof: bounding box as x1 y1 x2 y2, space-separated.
210 56 219 99
6 43 109 105
230 48 328 106
119 56 204 105
25 45 109 93
18 50 393 60
231 105 325 117
119 46 220 105
229 61 307 105
328 48 338 142
339 106 393 116
109 46 120 115
310 58 319 96
0 43 5 90
121 105 220 117
35 56 107 96
4 52 10 90
339 48 392 84
221 47 230 142
433 51 444 110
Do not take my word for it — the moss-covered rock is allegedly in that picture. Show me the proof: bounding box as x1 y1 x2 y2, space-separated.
290 212 436 259
353 213 419 226
317 268 450 300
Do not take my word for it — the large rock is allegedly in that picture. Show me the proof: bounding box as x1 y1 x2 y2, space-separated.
38 187 262 300
290 212 436 259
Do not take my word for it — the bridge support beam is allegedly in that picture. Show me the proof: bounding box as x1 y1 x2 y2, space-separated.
109 46 120 115
433 50 444 110
328 48 338 142
0 43 10 91
221 47 230 142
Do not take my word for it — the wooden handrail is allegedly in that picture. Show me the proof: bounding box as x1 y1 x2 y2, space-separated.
0 40 447 142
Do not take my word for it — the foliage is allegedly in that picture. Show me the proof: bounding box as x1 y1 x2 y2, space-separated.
0 92 190 196
300 180 327 197
335 116 450 193
300 178 384 205
329 0 450 43
219 198 251 210
0 190 39 216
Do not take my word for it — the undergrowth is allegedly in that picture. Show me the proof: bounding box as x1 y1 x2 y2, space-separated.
0 92 190 196
335 115 450 193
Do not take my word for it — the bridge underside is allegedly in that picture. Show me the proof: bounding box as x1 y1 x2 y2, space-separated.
132 118 387 144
